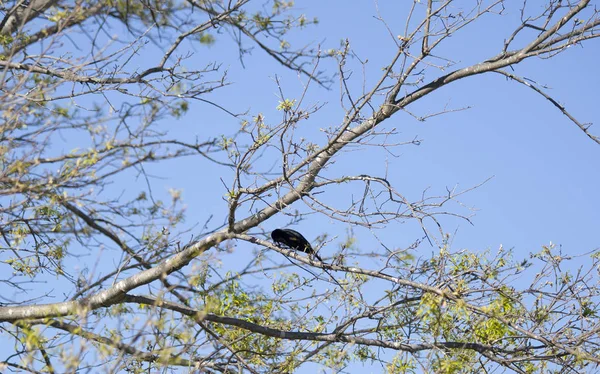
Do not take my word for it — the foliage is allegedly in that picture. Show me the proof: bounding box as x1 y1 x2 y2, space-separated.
0 0 599 373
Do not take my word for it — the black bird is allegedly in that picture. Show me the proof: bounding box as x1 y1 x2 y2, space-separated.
271 228 323 261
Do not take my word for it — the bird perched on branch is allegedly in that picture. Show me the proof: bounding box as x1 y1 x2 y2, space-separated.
271 228 323 262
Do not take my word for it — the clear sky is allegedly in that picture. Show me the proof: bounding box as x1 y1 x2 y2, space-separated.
158 3 600 369
168 1 600 259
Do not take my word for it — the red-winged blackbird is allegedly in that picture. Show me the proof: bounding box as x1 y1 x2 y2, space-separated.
271 228 323 262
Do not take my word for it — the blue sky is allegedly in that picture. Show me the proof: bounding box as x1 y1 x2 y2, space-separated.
168 1 600 259
174 4 600 368
155 3 600 369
